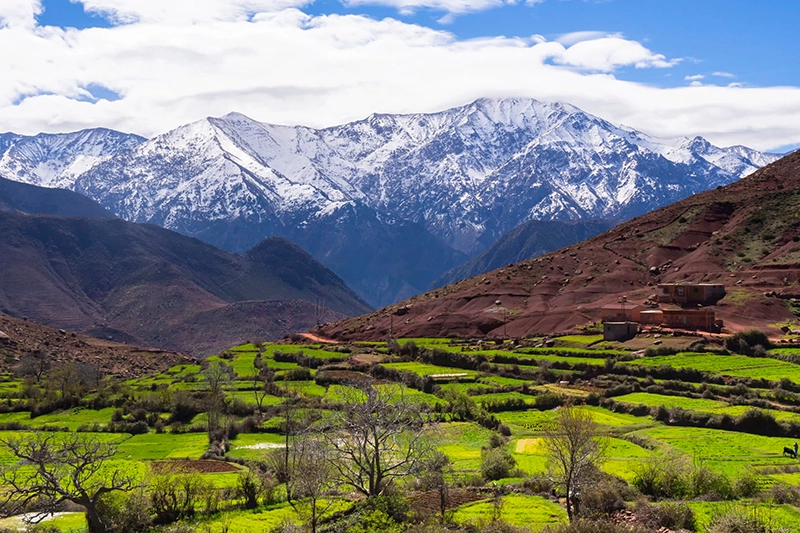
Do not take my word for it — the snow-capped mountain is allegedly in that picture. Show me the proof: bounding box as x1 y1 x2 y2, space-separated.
0 98 780 306
0 129 145 189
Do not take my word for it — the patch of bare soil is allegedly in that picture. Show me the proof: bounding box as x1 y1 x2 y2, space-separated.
408 488 490 517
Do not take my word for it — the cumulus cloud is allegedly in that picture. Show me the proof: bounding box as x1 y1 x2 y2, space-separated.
0 0 41 28
78 0 311 24
546 36 680 71
0 3 799 152
684 74 704 81
713 71 736 78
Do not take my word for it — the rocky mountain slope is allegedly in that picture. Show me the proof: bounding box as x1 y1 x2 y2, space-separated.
0 210 370 356
0 98 779 306
0 312 194 378
317 150 800 340
432 219 618 288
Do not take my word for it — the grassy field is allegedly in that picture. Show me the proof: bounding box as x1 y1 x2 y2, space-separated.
453 494 567 530
626 352 800 382
5 335 800 532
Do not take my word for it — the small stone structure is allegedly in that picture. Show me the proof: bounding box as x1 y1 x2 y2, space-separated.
603 321 638 342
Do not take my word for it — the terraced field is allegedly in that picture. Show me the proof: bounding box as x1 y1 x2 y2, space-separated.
3 335 800 532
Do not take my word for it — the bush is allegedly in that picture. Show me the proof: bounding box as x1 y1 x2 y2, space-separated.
149 472 207 524
542 519 647 533
481 447 517 481
577 478 627 518
734 472 761 499
96 490 152 533
708 505 790 533
633 500 695 531
725 330 772 356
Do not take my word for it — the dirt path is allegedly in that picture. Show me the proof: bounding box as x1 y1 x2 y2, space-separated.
299 332 339 344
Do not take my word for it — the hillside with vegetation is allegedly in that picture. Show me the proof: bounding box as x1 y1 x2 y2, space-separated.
3 332 800 532
318 150 800 341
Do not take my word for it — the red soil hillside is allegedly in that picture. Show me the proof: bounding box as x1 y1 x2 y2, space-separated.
0 312 195 378
317 150 800 340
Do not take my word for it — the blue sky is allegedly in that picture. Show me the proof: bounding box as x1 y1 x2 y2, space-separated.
36 0 800 90
2 0 799 151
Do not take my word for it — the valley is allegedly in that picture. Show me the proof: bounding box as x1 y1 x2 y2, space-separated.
3 333 800 532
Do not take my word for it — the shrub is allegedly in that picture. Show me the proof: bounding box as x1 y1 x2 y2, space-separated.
707 505 790 533
633 500 695 531
542 519 647 533
734 472 761 499
725 330 772 356
481 447 517 481
96 490 152 533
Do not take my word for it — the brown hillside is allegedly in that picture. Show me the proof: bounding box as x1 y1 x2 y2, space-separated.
0 313 194 378
0 211 370 356
318 150 800 340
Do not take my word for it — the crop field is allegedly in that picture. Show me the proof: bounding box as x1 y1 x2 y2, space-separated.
614 392 800 424
4 333 800 532
382 361 478 378
625 352 800 382
453 494 567 530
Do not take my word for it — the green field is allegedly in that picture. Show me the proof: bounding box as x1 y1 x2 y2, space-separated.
626 352 800 382
4 335 800 532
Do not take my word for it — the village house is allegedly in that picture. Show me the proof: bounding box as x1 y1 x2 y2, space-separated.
600 303 644 323
656 283 725 306
661 307 722 332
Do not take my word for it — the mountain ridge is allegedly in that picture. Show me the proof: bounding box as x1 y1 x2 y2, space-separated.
0 98 781 306
316 149 800 341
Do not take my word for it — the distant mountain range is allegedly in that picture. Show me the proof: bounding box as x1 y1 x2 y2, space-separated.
317 149 800 340
0 180 369 355
431 219 618 289
0 98 780 306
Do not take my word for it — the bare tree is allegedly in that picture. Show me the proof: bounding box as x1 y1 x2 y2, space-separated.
542 405 607 521
202 360 234 438
252 355 275 418
321 383 431 497
15 349 50 382
287 437 338 533
418 451 453 524
0 433 138 533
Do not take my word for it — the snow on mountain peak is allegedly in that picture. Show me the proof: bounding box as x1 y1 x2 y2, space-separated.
0 98 780 258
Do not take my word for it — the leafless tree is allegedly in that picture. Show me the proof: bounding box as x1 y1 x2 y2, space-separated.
15 349 50 382
418 451 453 524
202 360 234 437
287 437 338 533
542 404 608 521
252 356 275 418
0 433 138 533
321 383 432 497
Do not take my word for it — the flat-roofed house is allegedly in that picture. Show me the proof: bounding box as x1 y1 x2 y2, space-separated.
656 283 725 305
601 303 644 323
661 307 721 332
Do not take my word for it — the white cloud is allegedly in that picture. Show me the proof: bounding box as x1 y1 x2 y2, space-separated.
342 0 508 17
555 31 616 46
0 5 799 152
684 74 704 81
0 0 41 28
547 36 680 71
713 71 736 78
78 0 310 24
